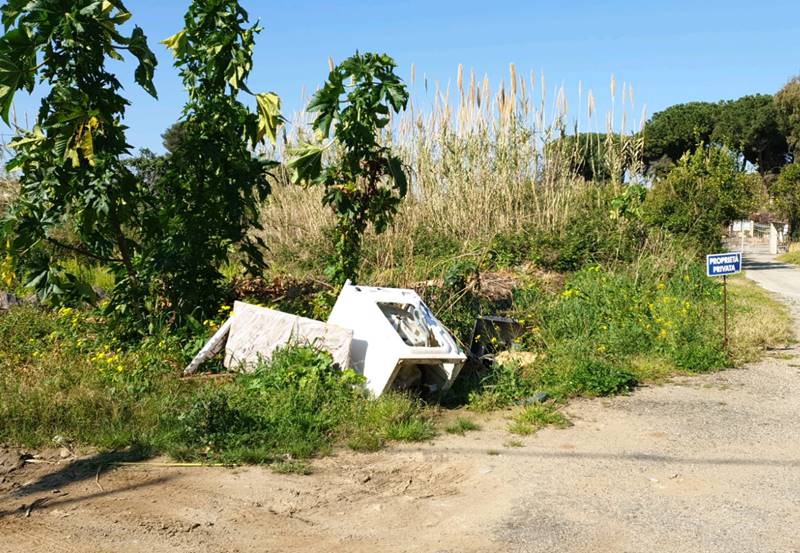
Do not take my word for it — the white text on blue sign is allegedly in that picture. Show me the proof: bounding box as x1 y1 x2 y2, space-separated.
706 252 742 277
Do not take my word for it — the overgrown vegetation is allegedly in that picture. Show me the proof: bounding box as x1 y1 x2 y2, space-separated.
0 5 796 464
0 305 433 463
461 257 728 412
0 0 281 325
288 52 409 284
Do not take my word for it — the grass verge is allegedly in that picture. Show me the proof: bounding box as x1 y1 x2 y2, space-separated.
0 255 793 459
727 276 795 363
777 250 800 266
0 306 433 465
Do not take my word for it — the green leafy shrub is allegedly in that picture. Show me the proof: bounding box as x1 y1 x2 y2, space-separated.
566 359 637 396
644 145 761 252
170 346 365 462
488 231 538 269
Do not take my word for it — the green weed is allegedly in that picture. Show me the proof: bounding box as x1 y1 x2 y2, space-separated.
445 417 481 435
508 403 572 436
567 359 638 397
346 393 436 450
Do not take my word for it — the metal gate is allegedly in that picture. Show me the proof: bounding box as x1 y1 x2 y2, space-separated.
726 221 789 254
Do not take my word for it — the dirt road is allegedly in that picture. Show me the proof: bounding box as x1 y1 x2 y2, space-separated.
745 252 800 300
2 253 800 552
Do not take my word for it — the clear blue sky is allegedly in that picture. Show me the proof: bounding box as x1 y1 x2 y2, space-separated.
5 0 800 152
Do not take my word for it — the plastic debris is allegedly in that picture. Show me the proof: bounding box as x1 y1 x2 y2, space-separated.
184 301 352 375
327 282 466 396
184 285 467 398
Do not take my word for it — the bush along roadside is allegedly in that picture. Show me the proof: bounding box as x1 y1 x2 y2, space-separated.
167 347 435 465
0 305 434 468
0 251 791 466
461 256 729 412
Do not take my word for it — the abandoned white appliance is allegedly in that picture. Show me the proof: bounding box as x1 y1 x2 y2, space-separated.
183 301 353 376
327 282 467 397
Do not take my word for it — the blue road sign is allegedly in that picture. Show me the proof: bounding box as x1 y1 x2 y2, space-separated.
706 252 742 277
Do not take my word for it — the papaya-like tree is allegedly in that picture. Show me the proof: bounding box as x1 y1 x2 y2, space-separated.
0 0 157 302
288 52 409 284
139 0 282 319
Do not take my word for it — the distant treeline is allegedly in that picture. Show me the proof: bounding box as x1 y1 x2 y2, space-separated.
555 76 800 180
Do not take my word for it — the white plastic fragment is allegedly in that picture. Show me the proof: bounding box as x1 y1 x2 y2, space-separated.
327 282 466 397
224 301 353 371
183 318 232 376
182 301 352 375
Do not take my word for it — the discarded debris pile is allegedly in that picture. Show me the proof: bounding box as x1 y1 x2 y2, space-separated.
185 282 467 397
184 301 353 375
329 283 466 396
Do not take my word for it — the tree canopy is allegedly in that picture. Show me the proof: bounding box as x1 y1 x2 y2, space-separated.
713 94 790 174
643 102 718 169
775 76 800 160
643 96 792 175
772 162 800 240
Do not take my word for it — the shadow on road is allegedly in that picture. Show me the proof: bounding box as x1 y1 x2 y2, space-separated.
743 260 792 270
0 448 157 519
0 475 175 520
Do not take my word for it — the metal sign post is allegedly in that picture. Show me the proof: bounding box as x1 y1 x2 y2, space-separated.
706 252 742 351
723 275 728 350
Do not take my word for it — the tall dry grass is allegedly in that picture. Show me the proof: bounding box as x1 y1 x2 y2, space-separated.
260 66 645 284
0 176 17 216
